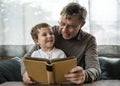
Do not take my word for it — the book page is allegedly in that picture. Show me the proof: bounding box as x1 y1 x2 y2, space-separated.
23 59 48 83
53 58 77 83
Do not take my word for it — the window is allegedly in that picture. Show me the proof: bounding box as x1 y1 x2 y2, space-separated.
0 0 120 45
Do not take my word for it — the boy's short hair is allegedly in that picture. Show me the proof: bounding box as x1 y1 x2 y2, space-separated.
60 2 87 22
31 23 50 40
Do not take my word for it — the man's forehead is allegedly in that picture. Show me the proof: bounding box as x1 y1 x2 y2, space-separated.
61 14 80 19
61 15 80 23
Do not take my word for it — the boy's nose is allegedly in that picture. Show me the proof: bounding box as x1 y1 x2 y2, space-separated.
47 34 52 37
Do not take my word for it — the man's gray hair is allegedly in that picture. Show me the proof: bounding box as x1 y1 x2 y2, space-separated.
60 2 87 22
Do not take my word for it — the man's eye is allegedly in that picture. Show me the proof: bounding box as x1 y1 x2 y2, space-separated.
60 22 65 26
69 25 76 28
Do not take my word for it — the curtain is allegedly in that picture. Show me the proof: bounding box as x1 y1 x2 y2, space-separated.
0 0 120 45
89 0 120 45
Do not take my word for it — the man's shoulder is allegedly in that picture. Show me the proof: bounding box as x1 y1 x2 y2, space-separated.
81 30 95 39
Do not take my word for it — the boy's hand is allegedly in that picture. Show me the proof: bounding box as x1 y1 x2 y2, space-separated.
23 72 36 84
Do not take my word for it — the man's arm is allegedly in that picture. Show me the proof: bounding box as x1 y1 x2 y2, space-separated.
84 36 101 82
64 37 101 84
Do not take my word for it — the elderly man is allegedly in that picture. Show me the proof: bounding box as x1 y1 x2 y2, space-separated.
22 2 101 84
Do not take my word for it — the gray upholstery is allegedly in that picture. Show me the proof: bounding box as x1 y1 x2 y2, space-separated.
0 45 34 58
1 45 120 57
97 45 120 57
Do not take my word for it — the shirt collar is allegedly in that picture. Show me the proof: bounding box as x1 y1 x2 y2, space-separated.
76 29 82 40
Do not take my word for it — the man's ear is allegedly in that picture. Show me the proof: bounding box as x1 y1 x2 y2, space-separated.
34 39 39 45
80 21 86 28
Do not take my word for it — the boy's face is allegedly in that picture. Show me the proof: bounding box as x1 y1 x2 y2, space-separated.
35 27 55 50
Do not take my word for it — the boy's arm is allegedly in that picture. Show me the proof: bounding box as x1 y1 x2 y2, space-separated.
21 44 39 76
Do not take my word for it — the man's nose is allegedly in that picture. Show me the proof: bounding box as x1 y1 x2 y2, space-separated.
62 25 68 32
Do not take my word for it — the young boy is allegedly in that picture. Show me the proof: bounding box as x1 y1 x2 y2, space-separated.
30 23 66 59
23 23 66 84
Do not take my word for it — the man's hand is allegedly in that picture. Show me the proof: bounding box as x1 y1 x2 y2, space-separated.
64 66 85 84
23 71 36 84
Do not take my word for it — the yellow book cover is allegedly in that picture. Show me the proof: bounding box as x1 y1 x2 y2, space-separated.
23 56 77 84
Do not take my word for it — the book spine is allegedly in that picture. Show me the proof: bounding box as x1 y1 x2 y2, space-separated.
46 64 55 84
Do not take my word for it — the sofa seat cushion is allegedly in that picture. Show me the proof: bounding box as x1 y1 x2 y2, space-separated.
99 57 120 80
0 57 22 84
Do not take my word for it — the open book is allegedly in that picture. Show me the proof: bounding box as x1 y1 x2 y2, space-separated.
23 56 77 84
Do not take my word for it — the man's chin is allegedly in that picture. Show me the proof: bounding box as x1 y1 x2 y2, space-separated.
63 36 71 40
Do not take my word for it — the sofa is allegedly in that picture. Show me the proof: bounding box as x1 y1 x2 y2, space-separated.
0 45 120 84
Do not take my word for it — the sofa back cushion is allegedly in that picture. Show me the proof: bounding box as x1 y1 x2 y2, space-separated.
99 57 120 80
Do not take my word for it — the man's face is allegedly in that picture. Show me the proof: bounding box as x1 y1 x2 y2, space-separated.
59 15 83 40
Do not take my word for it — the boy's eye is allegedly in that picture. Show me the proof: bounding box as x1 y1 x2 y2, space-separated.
41 32 54 36
50 32 54 35
42 33 47 36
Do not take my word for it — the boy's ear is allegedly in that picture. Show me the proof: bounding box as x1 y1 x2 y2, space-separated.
34 39 39 45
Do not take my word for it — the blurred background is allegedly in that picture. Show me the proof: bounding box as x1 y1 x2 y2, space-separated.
0 0 120 45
